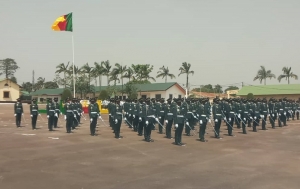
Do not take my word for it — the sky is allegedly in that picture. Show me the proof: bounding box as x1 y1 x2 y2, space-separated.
1 0 300 90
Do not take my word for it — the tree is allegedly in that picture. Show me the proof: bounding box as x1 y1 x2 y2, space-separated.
123 67 134 82
131 64 155 82
98 90 109 100
93 62 104 87
55 62 69 88
224 86 239 93
61 89 73 101
178 62 194 95
156 66 176 82
124 83 138 100
112 63 127 96
278 67 298 84
101 60 111 86
44 81 59 89
247 93 254 99
21 82 33 93
0 58 20 79
253 66 276 85
109 72 120 86
10 76 17 83
33 77 45 91
214 84 223 94
81 63 94 92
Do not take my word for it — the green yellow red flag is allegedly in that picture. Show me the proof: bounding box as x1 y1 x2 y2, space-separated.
52 13 73 32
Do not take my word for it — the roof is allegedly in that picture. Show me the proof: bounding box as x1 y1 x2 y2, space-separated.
0 78 22 87
191 91 227 98
237 84 300 96
94 82 184 93
31 88 65 96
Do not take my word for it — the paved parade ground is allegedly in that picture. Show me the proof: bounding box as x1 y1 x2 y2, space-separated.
1 104 300 189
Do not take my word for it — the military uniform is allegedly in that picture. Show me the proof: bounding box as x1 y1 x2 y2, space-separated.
132 99 140 132
30 99 39 130
185 99 194 136
165 99 176 139
268 99 277 128
14 98 23 127
260 99 268 130
46 98 55 131
112 99 123 139
174 98 186 146
157 99 165 134
212 99 222 139
88 98 100 136
64 98 74 133
240 100 248 134
53 98 60 128
145 98 156 142
138 99 146 136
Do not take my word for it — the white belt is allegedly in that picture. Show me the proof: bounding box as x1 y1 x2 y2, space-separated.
187 112 193 114
55 109 60 110
201 114 206 117
67 110 73 112
91 112 97 114
32 110 37 111
167 113 173 115
280 109 283 110
73 110 78 112
244 112 248 113
49 110 54 111
177 115 184 117
216 114 221 116
160 111 164 113
230 111 234 113
117 112 122 114
147 115 155 118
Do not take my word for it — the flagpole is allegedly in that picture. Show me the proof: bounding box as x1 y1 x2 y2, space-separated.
72 34 75 97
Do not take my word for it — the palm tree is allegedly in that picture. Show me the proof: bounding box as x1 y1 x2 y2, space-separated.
178 62 194 95
278 67 298 84
101 60 111 86
112 63 127 96
55 62 69 88
93 62 104 87
253 66 276 85
81 63 94 92
156 66 176 83
123 67 134 82
109 71 120 86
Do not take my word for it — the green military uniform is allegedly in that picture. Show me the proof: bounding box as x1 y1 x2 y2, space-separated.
30 99 39 130
112 99 123 139
46 98 55 131
14 98 23 127
64 98 74 133
174 98 186 146
88 98 100 136
53 98 60 128
260 99 268 130
212 98 223 139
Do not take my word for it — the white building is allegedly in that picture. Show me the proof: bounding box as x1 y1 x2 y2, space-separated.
0 78 21 101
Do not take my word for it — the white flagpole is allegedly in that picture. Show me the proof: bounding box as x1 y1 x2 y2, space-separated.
72 34 75 97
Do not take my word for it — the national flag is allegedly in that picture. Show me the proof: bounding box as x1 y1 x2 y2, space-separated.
52 13 73 32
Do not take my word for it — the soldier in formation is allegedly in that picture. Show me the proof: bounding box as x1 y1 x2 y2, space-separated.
30 98 39 130
14 98 23 128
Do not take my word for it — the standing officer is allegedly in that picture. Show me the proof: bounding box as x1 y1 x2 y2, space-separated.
123 98 130 127
212 98 222 139
165 98 175 139
112 98 123 139
197 99 208 142
260 98 268 130
296 100 300 120
88 98 100 136
77 99 83 125
185 98 194 136
226 99 235 136
268 98 276 128
145 98 155 142
132 99 140 132
53 97 61 128
14 98 23 128
64 98 74 133
46 98 55 131
240 99 248 134
138 98 146 136
30 98 39 130
174 98 186 146
277 99 284 127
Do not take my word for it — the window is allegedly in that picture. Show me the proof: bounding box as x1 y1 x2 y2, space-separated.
155 94 161 99
169 94 173 99
141 95 147 99
3 91 9 98
178 95 182 98
40 98 44 102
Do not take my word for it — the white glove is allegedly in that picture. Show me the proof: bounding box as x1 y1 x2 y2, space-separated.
208 119 211 123
165 120 168 124
229 118 231 121
197 114 199 117
200 120 203 124
133 115 135 118
261 115 264 118
224 117 227 121
22 113 24 116
146 121 149 125
268 114 270 116
186 122 189 126
47 115 49 118
215 119 218 122
39 114 41 116
159 117 161 119
90 118 93 122
99 116 102 119
74 115 76 118
115 119 118 124
175 124 178 128
243 118 246 121
250 117 253 120
254 116 257 119
125 112 128 115
129 114 131 117
284 112 286 115
238 114 241 118
279 113 281 116
31 115 33 117
60 112 63 115
64 115 66 120
155 118 158 122
272 114 274 116
14 114 16 116
55 113 58 117
124 117 127 121
109 113 111 116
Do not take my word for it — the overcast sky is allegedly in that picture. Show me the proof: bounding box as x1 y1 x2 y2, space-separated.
1 0 300 89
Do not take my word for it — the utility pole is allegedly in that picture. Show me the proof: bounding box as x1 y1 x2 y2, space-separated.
242 82 244 87
32 70 35 92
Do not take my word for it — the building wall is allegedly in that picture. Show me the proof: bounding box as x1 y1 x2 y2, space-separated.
138 85 185 99
0 79 20 101
239 94 300 100
32 95 61 102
